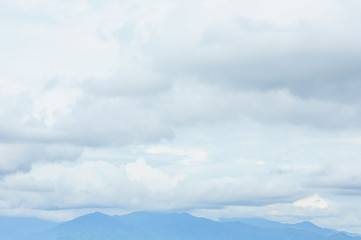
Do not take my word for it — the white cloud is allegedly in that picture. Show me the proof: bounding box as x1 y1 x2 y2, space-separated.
28 87 83 126
146 145 207 165
125 158 186 191
293 194 329 209
191 195 334 226
0 157 301 211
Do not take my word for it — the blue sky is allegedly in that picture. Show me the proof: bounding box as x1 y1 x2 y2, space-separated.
1 0 361 233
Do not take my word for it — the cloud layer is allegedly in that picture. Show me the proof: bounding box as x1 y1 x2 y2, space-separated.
1 0 361 233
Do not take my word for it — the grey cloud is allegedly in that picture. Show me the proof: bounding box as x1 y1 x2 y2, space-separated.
270 166 293 175
1 79 359 153
83 64 171 97
1 0 360 157
305 161 361 196
141 10 361 104
54 94 174 147
0 143 83 175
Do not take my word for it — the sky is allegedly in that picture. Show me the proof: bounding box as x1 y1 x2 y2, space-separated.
1 0 361 233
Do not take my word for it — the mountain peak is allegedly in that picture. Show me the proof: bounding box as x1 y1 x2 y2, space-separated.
89 211 108 216
67 211 115 225
79 211 110 218
298 221 317 226
293 220 320 230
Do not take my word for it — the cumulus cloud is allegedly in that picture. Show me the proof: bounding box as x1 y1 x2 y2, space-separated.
144 0 361 103
293 194 328 209
0 158 302 212
1 0 361 152
125 158 185 191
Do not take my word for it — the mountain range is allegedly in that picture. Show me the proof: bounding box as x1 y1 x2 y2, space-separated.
1 211 359 240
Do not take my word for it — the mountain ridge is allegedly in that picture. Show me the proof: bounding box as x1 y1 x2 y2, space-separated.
0 211 360 240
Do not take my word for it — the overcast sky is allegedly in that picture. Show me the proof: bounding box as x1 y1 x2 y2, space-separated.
1 0 361 233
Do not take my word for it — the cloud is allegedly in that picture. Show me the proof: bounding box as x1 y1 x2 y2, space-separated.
29 86 83 127
0 143 83 175
144 0 361 104
191 194 333 225
293 194 328 209
125 158 186 191
1 0 361 233
306 160 361 196
146 145 208 165
1 0 361 154
0 158 302 212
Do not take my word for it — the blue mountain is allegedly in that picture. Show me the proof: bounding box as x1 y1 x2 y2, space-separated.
292 221 336 236
0 211 360 240
222 217 336 237
0 216 57 240
221 217 286 229
27 212 158 240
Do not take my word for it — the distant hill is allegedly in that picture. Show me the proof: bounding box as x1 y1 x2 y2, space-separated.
221 217 337 237
0 211 360 240
0 216 58 240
